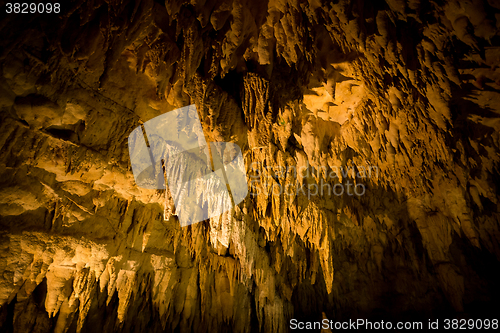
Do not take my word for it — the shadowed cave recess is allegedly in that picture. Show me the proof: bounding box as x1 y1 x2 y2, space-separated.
1 0 500 332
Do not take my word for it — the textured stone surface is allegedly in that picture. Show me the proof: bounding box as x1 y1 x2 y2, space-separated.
0 0 499 332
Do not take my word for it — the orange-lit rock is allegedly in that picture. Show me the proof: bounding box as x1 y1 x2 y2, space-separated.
1 0 499 332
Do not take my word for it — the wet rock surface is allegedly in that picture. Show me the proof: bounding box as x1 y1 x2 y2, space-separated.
0 0 500 332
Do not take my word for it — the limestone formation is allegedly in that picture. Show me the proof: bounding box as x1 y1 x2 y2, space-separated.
1 0 499 332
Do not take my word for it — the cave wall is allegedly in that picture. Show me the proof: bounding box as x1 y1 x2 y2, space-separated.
1 0 500 332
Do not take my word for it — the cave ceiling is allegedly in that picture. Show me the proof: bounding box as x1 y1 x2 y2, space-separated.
0 0 500 332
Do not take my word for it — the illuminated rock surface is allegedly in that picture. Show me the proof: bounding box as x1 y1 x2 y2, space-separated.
0 0 499 332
